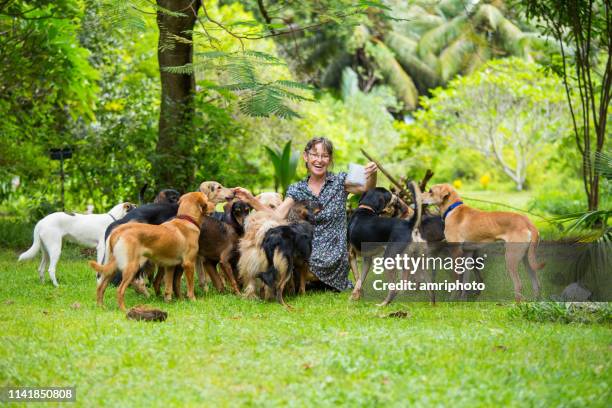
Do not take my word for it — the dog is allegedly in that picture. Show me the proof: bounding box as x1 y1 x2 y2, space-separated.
157 199 251 297
199 181 235 204
256 192 283 209
105 183 233 291
348 187 422 306
18 202 136 286
103 189 181 294
422 183 544 301
258 201 319 308
236 192 285 298
90 192 215 311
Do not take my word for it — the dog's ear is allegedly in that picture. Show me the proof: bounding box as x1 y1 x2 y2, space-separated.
440 185 452 201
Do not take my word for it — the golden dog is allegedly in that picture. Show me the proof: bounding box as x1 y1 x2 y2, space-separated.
422 184 544 301
199 181 235 204
90 192 215 311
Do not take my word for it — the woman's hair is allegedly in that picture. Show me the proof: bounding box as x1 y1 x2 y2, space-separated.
303 137 334 170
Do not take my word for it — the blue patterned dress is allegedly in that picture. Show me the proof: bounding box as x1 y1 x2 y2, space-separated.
286 172 352 291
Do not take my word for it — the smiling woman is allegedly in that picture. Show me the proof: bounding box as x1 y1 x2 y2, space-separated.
234 137 378 291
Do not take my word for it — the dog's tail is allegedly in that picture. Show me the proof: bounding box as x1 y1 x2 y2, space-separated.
527 223 545 271
89 258 118 278
18 223 42 261
138 183 148 206
90 236 118 278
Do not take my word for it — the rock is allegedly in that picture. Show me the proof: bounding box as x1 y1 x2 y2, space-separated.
561 282 591 302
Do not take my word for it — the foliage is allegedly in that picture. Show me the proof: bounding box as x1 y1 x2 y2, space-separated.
265 141 299 194
518 0 611 211
266 0 557 111
416 58 570 190
509 301 612 324
0 0 99 204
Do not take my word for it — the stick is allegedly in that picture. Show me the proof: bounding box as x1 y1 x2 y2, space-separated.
418 169 434 192
360 149 411 199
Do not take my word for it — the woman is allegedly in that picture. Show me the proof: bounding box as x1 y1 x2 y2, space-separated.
233 137 378 291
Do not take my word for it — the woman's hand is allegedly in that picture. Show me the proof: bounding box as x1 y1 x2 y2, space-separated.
364 162 378 178
232 187 255 204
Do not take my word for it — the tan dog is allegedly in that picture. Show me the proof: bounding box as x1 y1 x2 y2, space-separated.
256 192 283 209
422 184 544 301
90 192 215 311
199 181 235 204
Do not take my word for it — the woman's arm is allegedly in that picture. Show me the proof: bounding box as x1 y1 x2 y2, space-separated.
233 187 294 218
345 162 378 194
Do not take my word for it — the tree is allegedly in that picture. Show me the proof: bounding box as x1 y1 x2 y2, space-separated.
259 0 555 111
518 0 611 211
419 58 570 190
154 0 201 191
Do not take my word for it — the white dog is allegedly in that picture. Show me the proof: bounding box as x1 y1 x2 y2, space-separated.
18 202 135 286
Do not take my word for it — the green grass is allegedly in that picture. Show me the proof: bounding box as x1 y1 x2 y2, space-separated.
1 249 611 407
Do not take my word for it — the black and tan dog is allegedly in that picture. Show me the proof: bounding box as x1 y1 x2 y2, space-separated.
258 201 319 309
348 187 422 305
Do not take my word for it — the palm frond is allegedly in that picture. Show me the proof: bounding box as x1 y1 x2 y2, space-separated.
386 31 440 92
439 35 475 81
369 41 419 110
418 15 467 59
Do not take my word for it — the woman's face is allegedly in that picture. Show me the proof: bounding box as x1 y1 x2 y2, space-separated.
303 142 331 178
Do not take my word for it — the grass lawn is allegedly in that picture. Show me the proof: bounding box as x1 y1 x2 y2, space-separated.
1 248 611 407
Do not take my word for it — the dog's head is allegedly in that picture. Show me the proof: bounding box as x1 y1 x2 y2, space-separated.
224 199 252 227
178 192 215 217
120 202 137 216
359 187 394 215
199 181 234 204
422 184 456 207
256 192 283 209
288 200 321 224
154 189 180 204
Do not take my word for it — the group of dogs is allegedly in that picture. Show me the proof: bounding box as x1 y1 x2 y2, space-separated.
18 179 545 311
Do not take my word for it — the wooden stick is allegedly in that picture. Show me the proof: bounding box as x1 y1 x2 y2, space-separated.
418 169 434 192
360 149 411 199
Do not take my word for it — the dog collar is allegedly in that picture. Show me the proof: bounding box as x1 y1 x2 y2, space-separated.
443 201 463 220
176 214 201 230
357 205 376 214
108 213 117 222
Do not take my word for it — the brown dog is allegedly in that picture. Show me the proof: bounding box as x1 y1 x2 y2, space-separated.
422 184 544 301
90 192 215 311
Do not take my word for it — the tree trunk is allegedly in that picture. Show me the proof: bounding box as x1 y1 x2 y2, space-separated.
154 0 201 192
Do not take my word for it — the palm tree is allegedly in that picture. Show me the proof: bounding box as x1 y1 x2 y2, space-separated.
285 0 555 111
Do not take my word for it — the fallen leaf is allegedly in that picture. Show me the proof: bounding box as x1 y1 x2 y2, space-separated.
493 345 508 352
4 300 14 305
71 302 81 309
42 310 49 315
302 363 313 370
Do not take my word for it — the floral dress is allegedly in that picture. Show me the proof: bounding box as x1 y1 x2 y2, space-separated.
286 172 353 291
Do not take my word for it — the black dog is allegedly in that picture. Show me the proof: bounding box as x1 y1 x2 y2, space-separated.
348 187 419 305
258 201 318 309
103 189 180 288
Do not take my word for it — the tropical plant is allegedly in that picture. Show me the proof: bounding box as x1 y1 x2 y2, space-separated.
265 141 299 194
264 0 556 111
417 58 570 191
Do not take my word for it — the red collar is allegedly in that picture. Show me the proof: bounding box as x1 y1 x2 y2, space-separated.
176 214 200 230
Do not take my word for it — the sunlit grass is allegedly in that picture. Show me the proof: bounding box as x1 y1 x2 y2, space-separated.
1 249 610 407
